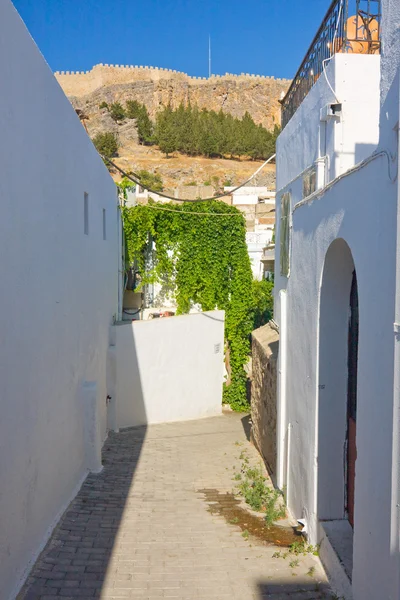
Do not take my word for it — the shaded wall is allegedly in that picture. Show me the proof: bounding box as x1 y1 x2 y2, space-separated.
0 2 119 598
251 323 279 481
114 311 225 427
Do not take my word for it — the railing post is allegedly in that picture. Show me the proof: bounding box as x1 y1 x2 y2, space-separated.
344 0 349 51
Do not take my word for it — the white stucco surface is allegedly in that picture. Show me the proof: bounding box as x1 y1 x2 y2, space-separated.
274 4 400 597
277 53 380 190
276 157 397 600
114 311 224 427
0 2 118 598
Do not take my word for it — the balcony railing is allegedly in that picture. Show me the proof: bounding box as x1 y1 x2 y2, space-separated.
281 0 381 129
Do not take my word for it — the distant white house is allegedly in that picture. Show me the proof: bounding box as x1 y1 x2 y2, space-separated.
246 231 273 279
224 186 275 279
273 0 400 598
224 185 275 205
125 182 165 206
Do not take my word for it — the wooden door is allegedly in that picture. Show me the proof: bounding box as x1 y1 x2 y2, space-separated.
346 271 358 528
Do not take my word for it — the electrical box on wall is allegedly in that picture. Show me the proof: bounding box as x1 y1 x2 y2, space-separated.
320 103 342 122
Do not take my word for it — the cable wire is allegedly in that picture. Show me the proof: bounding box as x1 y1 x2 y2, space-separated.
102 153 276 203
293 149 397 214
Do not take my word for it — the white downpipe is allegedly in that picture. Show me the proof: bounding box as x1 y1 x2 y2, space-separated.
117 204 123 322
391 116 400 597
286 422 292 503
277 289 288 489
317 120 327 190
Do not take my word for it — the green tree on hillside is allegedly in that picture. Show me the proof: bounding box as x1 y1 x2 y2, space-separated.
155 106 177 157
119 99 279 159
110 102 126 122
92 132 118 157
126 100 142 119
136 106 154 144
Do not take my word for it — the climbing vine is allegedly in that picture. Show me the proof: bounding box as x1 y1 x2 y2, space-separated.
122 199 256 411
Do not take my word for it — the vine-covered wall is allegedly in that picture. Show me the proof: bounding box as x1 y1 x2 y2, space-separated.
122 199 255 410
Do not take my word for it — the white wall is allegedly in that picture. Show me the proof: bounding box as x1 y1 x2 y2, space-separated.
114 311 224 427
277 53 380 192
272 6 400 596
280 159 396 600
0 2 119 598
246 231 273 279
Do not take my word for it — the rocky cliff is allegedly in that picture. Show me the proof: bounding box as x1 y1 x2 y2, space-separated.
55 64 289 189
55 64 290 129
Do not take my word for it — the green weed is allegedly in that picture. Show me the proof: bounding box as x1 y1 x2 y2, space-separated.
288 539 319 556
307 566 316 578
236 462 285 527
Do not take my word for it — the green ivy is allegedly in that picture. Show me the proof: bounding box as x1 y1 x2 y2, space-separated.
122 199 255 411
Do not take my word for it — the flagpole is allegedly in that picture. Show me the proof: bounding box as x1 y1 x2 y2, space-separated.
209 35 211 78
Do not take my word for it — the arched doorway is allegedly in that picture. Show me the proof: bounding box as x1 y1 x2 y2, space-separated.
317 239 358 531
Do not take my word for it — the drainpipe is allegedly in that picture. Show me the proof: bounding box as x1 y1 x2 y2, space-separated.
277 289 288 490
317 119 327 189
117 200 123 322
391 113 400 598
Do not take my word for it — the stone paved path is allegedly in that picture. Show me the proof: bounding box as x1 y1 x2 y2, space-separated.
20 413 333 600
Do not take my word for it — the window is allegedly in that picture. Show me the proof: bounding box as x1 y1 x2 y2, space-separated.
303 166 317 198
280 192 291 277
84 192 89 235
102 209 107 241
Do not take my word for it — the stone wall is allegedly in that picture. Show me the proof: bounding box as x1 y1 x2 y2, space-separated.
251 322 279 482
55 63 290 96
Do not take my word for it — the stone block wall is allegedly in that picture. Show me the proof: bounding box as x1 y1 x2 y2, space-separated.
251 322 279 482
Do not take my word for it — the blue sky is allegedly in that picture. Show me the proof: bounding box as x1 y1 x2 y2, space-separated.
13 0 330 79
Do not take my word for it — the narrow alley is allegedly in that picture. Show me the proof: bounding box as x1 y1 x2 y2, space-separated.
20 414 333 600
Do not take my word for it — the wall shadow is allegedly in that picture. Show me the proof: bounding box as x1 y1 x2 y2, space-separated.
19 323 148 600
241 414 252 441
256 580 333 598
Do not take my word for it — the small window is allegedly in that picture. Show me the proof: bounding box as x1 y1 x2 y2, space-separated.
303 167 317 198
280 192 291 277
102 209 107 241
84 192 89 235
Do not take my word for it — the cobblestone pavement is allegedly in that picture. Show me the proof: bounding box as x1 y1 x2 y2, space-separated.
20 413 333 600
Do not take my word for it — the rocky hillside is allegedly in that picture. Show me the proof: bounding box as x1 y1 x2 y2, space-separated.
56 64 290 189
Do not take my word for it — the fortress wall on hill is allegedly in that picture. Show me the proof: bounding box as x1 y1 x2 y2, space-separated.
54 63 290 98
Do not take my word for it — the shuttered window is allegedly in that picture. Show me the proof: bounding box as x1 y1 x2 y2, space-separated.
303 166 317 198
280 192 291 277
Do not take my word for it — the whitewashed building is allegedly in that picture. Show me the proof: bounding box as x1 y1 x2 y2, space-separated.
0 2 122 597
274 0 400 597
0 6 226 599
224 186 276 279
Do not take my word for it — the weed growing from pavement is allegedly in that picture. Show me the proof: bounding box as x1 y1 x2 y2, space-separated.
235 458 286 525
289 538 319 556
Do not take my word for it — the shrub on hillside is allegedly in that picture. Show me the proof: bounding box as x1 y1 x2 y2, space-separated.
92 132 118 158
109 102 126 122
137 170 163 192
126 100 142 119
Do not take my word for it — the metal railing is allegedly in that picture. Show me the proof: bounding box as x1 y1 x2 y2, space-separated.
281 0 381 129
